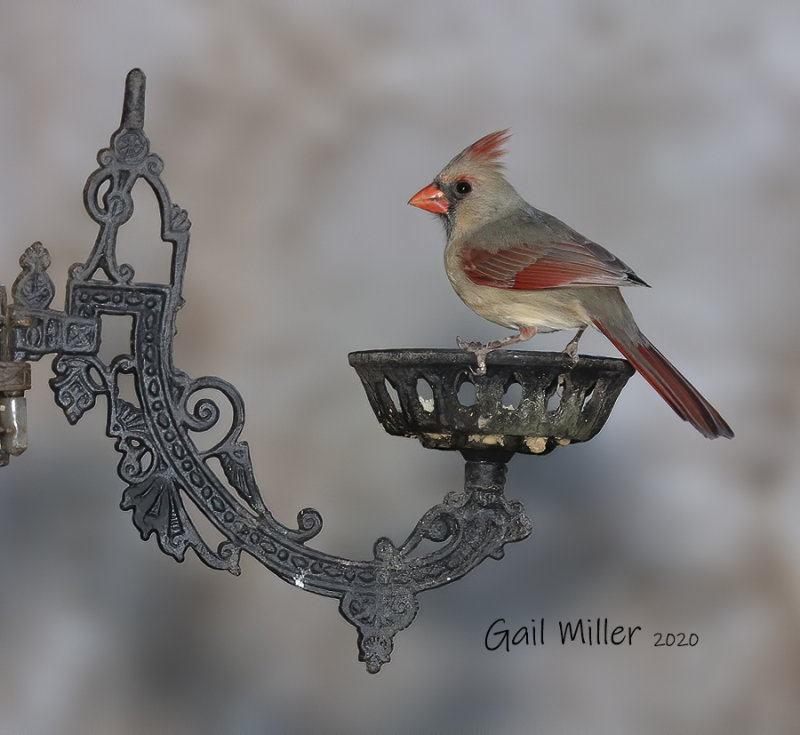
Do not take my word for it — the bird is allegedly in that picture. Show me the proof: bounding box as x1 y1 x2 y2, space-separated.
408 130 733 439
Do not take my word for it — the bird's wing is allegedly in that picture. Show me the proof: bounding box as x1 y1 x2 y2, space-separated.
459 213 647 291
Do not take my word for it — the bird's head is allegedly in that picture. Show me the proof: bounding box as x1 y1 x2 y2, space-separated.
408 129 521 240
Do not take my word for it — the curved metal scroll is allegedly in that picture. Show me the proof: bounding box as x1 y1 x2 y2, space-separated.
5 69 536 673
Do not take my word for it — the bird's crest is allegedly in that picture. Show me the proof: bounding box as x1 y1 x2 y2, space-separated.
450 129 511 171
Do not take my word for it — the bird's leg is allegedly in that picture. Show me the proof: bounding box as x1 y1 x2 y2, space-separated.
457 326 537 375
562 327 586 366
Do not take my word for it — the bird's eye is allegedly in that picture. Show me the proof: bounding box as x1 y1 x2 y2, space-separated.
455 180 472 196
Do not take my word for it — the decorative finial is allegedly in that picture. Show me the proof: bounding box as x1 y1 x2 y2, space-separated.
121 68 146 130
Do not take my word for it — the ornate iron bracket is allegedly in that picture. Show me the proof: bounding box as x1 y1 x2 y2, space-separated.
0 70 634 672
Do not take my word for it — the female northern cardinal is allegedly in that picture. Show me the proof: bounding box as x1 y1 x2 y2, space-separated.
408 130 733 439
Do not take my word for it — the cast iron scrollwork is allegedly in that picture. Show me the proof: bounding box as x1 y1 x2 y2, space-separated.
1 69 633 672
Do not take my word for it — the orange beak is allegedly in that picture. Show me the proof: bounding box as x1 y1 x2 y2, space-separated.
408 184 449 214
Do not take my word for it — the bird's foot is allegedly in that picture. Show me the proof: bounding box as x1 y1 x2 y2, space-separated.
562 327 586 367
457 327 538 375
456 336 492 375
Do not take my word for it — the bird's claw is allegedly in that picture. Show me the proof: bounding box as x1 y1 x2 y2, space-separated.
471 356 488 376
456 336 482 352
562 327 585 367
457 328 538 376
456 336 489 375
563 341 579 367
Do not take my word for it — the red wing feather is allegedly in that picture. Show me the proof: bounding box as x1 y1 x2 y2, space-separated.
460 241 644 290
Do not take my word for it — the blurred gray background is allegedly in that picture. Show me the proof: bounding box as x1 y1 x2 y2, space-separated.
1 1 798 733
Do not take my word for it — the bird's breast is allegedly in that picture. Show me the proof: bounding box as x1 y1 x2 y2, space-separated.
444 242 591 332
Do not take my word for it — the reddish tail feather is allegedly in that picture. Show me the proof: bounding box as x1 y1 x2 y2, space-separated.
593 320 733 439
